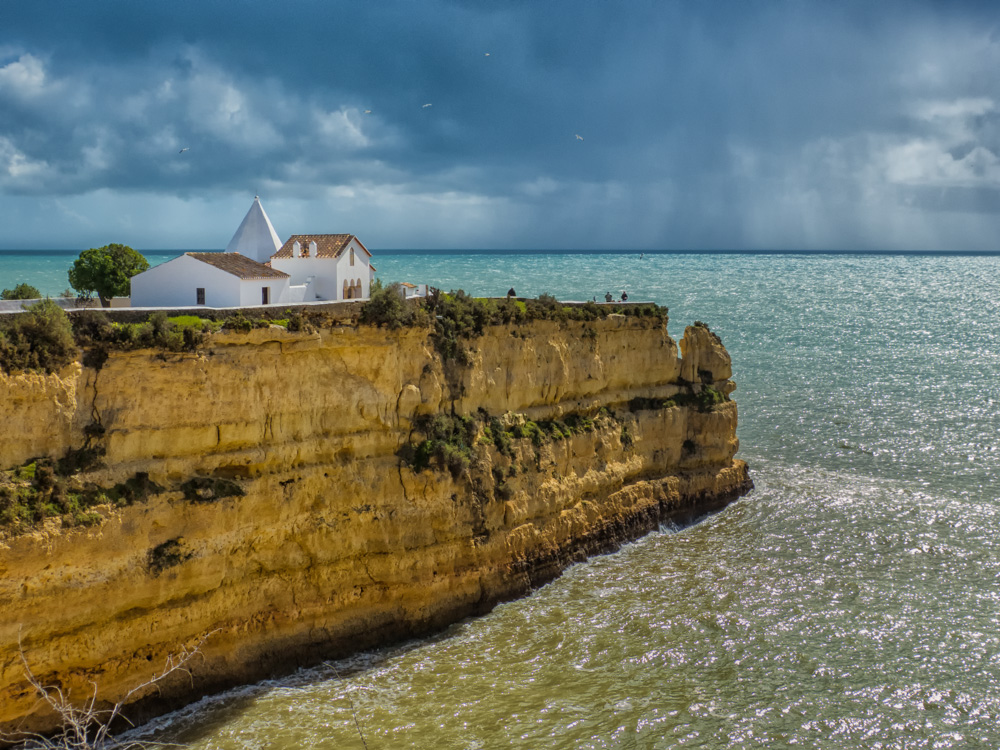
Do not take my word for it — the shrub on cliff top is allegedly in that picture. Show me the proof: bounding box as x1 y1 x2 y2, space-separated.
360 280 415 329
0 298 77 374
427 290 490 363
368 286 666 363
1 282 42 300
71 310 210 365
222 311 254 333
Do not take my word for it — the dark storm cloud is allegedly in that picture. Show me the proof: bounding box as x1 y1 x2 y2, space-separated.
1 1 1000 249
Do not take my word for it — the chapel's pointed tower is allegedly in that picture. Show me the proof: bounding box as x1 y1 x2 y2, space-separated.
226 196 283 263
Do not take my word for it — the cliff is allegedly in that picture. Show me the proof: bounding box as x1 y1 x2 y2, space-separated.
0 314 751 737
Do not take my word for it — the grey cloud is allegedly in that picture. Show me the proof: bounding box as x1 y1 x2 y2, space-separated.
1 1 1000 249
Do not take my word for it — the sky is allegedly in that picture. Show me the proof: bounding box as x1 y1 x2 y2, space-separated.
1 1 1000 251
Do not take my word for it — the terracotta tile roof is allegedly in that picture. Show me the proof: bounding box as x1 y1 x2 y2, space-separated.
186 252 290 280
400 282 417 288
273 234 372 259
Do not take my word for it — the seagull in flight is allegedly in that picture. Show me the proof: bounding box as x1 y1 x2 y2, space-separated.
422 103 433 108
484 52 490 57
575 134 584 141
179 147 190 153
363 109 372 114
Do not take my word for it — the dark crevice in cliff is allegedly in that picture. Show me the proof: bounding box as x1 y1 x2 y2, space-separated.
147 538 193 576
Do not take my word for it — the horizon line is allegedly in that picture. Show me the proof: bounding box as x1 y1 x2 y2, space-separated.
2 248 1000 256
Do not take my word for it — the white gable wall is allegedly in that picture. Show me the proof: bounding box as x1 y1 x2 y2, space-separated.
131 255 243 308
272 238 371 300
335 238 371 299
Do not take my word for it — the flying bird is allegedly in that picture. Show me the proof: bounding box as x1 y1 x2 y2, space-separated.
484 52 490 57
364 109 372 114
422 103 433 108
179 147 190 153
575 134 584 141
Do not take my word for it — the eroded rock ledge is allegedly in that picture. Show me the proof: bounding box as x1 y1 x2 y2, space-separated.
0 315 751 737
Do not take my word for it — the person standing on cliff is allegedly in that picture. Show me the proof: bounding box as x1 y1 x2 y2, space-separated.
605 292 613 302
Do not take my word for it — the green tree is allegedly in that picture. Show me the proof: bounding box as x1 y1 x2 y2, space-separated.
68 243 149 307
1 282 42 300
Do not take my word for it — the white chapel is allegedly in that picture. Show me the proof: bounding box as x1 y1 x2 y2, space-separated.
129 197 376 308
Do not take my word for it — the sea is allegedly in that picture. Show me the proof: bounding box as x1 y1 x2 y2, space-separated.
3 249 1000 749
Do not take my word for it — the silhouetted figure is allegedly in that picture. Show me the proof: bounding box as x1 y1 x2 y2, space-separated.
621 291 628 302
507 287 516 298
604 292 613 302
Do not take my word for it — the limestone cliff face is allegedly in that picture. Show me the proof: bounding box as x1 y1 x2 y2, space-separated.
0 316 750 737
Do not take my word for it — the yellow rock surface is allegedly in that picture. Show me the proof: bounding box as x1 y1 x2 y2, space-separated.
0 317 750 737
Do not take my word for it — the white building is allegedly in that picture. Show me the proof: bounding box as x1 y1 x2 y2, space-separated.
271 234 376 302
399 282 429 299
129 197 379 308
130 253 290 308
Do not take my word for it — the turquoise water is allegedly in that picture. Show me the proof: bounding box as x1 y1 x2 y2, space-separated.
8 251 1000 747
0 250 183 297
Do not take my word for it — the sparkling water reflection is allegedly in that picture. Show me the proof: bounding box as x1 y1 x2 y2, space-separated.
126 253 1000 748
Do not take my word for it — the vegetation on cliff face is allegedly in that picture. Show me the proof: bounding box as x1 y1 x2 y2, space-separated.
0 461 249 537
401 378 731 491
0 434 246 535
0 454 162 535
629 385 729 414
401 407 627 479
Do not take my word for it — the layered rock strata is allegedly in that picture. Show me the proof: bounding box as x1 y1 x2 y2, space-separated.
0 316 751 737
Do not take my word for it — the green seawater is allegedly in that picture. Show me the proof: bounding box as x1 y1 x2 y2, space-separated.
10 251 1000 748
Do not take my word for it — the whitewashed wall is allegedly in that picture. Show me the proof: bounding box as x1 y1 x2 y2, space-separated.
238 278 290 307
131 255 242 308
270 238 372 301
270 256 339 300
335 238 371 299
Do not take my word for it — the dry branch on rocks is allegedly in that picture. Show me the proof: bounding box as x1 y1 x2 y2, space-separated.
3 631 214 750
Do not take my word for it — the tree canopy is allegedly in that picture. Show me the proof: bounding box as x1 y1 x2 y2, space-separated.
1 283 42 300
68 244 149 307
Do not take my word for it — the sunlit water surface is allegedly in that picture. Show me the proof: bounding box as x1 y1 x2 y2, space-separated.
8 251 1000 748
